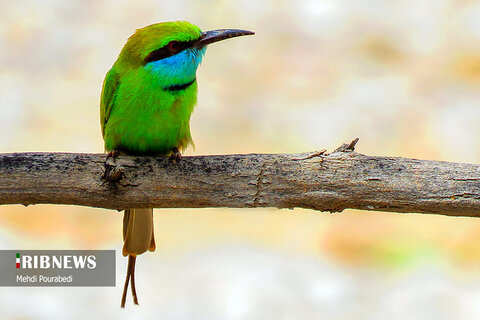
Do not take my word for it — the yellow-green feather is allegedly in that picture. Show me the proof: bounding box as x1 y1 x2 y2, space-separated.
100 21 202 155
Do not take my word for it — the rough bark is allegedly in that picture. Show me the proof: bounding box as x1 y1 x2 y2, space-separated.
0 141 479 217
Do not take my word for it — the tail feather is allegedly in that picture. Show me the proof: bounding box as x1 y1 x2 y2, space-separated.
121 208 155 307
149 220 156 252
122 208 155 256
121 255 138 308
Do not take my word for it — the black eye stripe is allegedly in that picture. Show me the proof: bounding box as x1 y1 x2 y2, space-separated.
144 47 170 64
144 40 196 64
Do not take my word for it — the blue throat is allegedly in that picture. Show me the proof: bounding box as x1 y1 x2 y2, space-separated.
144 47 206 89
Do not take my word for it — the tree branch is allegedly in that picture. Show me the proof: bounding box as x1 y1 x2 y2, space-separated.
1 140 479 217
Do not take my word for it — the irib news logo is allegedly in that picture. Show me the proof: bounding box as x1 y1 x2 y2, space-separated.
15 252 96 270
0 250 115 287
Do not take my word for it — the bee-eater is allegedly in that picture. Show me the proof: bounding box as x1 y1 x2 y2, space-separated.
100 21 254 307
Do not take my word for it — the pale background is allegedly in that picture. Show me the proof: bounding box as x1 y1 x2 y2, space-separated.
2 0 480 319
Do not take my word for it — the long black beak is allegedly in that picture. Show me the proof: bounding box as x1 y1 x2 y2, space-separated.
194 29 255 48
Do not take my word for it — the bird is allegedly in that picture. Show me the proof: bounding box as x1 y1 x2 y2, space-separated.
99 21 254 307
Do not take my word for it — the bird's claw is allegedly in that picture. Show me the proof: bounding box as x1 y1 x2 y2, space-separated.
107 150 120 163
170 148 182 164
105 150 124 181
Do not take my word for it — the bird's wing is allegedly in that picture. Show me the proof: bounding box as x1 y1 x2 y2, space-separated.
100 68 120 137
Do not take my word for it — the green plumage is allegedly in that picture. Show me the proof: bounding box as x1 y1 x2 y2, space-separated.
100 21 254 307
101 67 197 154
100 21 202 155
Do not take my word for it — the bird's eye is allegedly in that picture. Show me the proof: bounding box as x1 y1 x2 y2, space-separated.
168 41 181 53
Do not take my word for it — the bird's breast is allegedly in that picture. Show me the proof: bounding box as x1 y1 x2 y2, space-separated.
103 72 198 155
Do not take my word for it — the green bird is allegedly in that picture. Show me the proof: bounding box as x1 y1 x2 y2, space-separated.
100 21 254 307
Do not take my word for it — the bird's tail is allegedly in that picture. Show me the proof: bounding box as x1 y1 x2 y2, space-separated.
121 208 155 308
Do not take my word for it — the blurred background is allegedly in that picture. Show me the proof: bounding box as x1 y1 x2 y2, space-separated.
2 0 480 319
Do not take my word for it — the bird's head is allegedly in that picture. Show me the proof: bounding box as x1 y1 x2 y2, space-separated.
114 21 254 87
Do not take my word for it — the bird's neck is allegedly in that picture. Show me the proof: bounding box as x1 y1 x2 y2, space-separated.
143 48 204 89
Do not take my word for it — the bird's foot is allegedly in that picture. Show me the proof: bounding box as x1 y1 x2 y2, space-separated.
107 150 120 163
170 147 182 164
105 150 124 182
